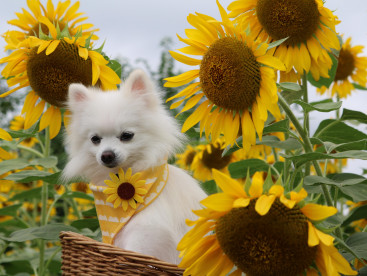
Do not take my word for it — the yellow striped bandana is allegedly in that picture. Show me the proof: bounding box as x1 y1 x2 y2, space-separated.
90 161 169 244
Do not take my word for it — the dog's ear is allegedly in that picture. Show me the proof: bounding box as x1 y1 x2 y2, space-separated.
68 83 90 109
124 69 159 108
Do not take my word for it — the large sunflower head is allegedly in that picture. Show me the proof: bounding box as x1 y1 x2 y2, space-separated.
164 0 285 151
179 169 357 276
318 37 367 98
228 0 341 80
0 0 121 139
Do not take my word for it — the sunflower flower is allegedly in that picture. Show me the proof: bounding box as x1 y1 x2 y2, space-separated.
190 137 242 182
178 169 357 276
103 168 148 211
9 115 39 147
318 37 367 98
165 0 285 151
176 144 197 171
228 0 341 81
0 0 121 139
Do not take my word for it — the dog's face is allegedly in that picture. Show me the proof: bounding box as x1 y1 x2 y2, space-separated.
63 69 182 183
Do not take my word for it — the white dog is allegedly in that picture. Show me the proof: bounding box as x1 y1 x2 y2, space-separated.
62 69 206 264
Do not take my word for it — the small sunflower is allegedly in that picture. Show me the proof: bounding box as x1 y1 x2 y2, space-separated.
178 169 357 276
318 37 367 98
228 0 341 81
9 115 39 147
176 144 197 171
103 168 148 211
165 0 285 151
191 138 241 182
0 0 120 139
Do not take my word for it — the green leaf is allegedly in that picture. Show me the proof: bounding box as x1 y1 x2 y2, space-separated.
277 82 302 92
82 207 97 217
62 191 94 201
229 159 277 178
257 136 302 150
294 99 342 113
280 89 304 104
108 59 122 79
267 37 289 50
287 150 367 168
345 232 367 260
71 218 100 231
352 82 367 90
314 119 367 144
30 157 58 168
342 205 367 227
341 108 367 124
8 171 60 184
307 52 338 88
0 204 22 217
200 180 218 195
1 223 79 242
8 187 54 202
263 119 289 134
0 158 31 175
0 157 58 175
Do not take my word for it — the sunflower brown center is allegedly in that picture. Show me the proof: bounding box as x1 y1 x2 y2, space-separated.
117 182 135 200
202 144 231 170
185 151 196 167
335 48 355 81
26 40 94 107
256 0 320 46
216 199 317 276
200 37 261 111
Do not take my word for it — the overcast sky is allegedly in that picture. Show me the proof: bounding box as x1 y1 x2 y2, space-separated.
0 0 366 173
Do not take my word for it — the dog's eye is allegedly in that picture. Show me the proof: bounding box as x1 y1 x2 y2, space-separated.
91 135 102 145
120 131 134 141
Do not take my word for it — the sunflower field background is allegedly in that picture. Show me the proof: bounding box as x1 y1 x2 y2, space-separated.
0 0 367 275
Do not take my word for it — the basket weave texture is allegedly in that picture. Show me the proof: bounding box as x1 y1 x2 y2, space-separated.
60 231 185 275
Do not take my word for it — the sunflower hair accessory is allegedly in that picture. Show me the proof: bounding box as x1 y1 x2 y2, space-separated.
178 169 357 276
90 162 169 244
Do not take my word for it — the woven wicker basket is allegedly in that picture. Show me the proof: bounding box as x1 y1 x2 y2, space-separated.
60 231 185 275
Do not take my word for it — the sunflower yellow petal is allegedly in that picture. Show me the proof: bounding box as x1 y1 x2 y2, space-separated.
136 188 147 195
307 221 319 247
24 100 45 129
37 40 52 54
39 105 54 131
200 193 235 212
164 70 200 87
38 16 57 39
255 194 276 216
106 193 118 202
315 228 334 246
129 198 137 209
169 51 201 66
269 185 284 196
121 200 128 211
233 198 250 208
45 40 60 55
49 107 62 139
104 188 117 195
182 100 209 132
104 179 118 188
0 128 12 141
114 198 122 208
212 169 247 198
301 203 337 221
134 194 144 203
78 46 88 60
125 167 132 180
257 55 286 71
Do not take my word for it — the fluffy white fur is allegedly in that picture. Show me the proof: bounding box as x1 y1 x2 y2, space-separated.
63 69 206 264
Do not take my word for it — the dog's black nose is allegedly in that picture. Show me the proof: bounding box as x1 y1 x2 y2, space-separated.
101 150 116 165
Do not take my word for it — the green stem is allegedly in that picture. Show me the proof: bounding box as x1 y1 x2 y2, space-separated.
39 128 51 276
17 145 44 158
278 94 333 205
44 247 62 272
302 74 311 176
